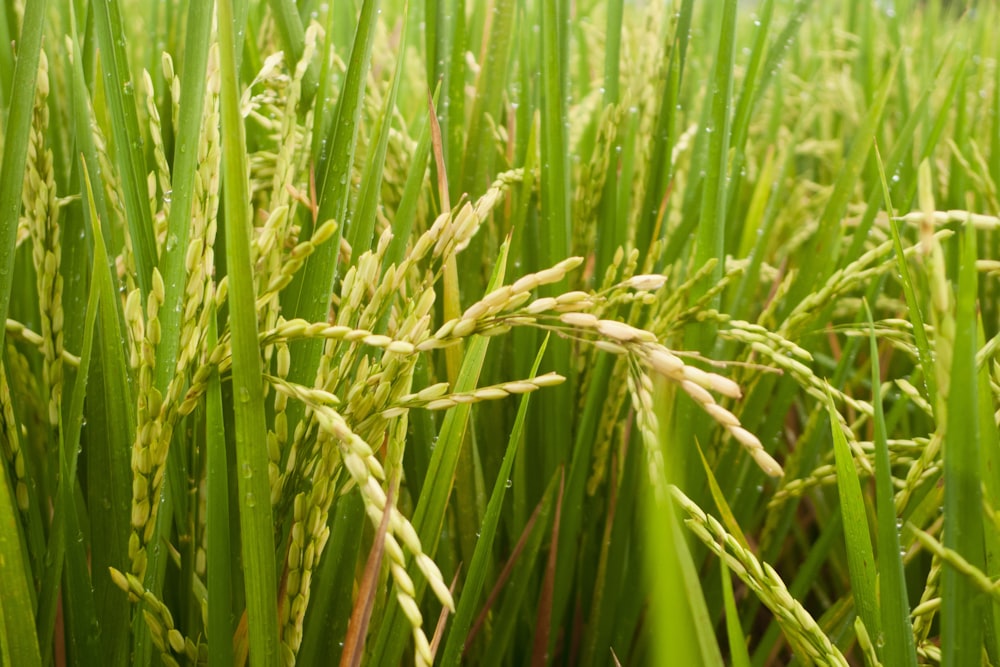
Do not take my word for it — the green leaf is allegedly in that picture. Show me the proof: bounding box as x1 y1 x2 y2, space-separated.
440 336 551 665
827 386 880 651
864 301 918 667
347 0 410 261
0 374 41 667
204 303 235 667
480 472 560 667
874 145 935 404
218 0 281 661
977 315 1000 662
281 0 380 437
91 0 157 298
691 0 737 307
0 0 47 348
941 219 986 666
81 161 135 667
721 559 752 667
459 0 516 198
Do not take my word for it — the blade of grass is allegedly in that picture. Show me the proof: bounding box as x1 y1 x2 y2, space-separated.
90 0 156 298
633 5 686 265
281 0 380 439
0 378 42 667
0 0 46 347
941 219 986 666
721 558 752 667
444 0 466 183
0 4 12 106
440 336 552 665
651 377 724 666
478 471 560 666
648 484 725 667
347 0 410 261
1 464 43 666
874 144 936 402
66 0 119 278
205 302 235 667
977 315 1000 662
81 162 134 667
724 0 810 247
56 423 101 667
862 301 918 666
592 0 624 277
41 198 103 665
459 0 515 198
578 442 624 667
827 387 880 652
530 467 564 667
537 0 570 277
0 5 47 663
383 92 433 273
218 0 281 661
697 440 750 552
536 0 576 642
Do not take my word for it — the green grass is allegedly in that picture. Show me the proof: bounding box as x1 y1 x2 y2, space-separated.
1 0 999 665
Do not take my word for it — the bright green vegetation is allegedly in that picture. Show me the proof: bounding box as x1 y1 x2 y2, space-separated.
1 0 999 665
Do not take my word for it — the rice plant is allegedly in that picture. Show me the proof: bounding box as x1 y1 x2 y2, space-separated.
1 0 998 665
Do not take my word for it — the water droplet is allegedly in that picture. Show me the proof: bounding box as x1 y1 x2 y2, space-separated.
239 387 251 403
245 492 256 508
242 462 253 478
505 479 512 488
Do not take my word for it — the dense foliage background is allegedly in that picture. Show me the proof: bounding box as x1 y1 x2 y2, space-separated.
1 0 998 665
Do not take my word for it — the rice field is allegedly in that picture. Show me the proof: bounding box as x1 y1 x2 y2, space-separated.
1 0 998 665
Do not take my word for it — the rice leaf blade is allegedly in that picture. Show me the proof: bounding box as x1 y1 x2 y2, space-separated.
281 0 380 436
977 319 1000 662
81 162 135 667
205 303 235 667
864 301 918 666
0 0 47 344
721 558 752 667
827 388 880 651
440 336 550 665
460 0 516 198
218 0 281 661
0 373 41 667
90 0 157 297
348 0 410 261
941 220 985 666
